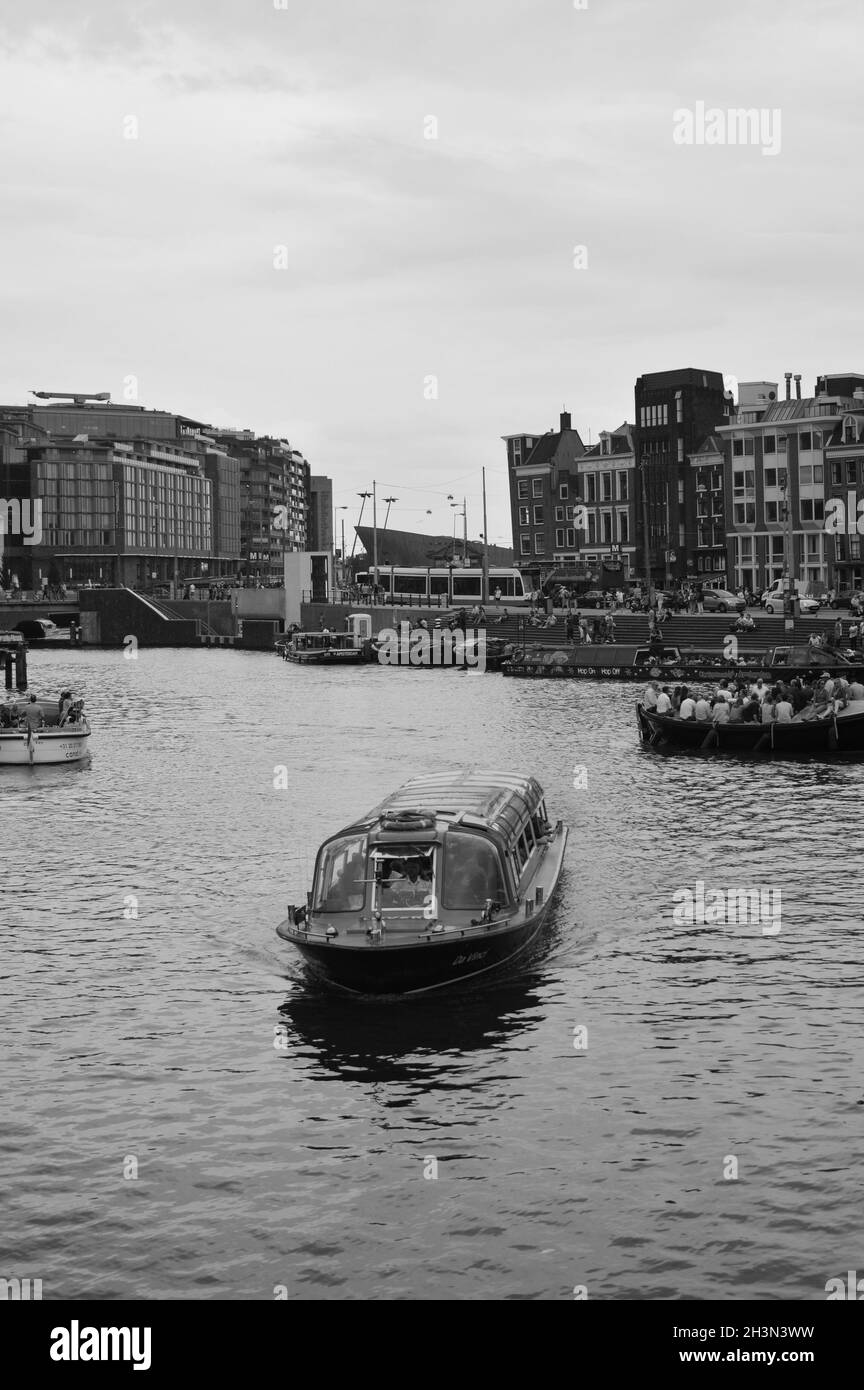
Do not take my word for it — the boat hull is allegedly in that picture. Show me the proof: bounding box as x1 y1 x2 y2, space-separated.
0 728 90 765
278 909 553 995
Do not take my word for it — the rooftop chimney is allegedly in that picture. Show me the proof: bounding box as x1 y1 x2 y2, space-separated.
794 374 802 399
560 410 571 432
784 372 792 400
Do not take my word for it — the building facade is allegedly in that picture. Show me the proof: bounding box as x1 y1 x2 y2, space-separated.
633 368 731 587
717 373 864 593
576 424 637 582
504 411 585 580
0 395 326 590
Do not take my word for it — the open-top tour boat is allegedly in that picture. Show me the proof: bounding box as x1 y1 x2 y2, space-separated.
0 695 90 766
277 771 568 995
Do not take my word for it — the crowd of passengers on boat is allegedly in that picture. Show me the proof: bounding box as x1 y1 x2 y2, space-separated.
0 690 84 729
642 672 864 724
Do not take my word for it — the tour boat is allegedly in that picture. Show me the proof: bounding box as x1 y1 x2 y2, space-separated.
637 699 864 755
503 641 864 682
0 697 91 766
277 771 568 995
277 630 370 664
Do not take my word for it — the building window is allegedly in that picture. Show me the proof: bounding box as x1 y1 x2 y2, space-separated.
555 528 565 547
778 436 787 453
532 479 543 497
847 459 858 485
601 512 613 543
587 514 597 544
617 472 628 501
764 436 776 453
601 472 612 501
799 464 823 485
533 505 544 523
800 498 825 522
555 506 565 522
675 391 683 424
678 479 684 504
520 535 530 555
765 467 777 488
566 527 576 547
519 506 529 525
618 510 629 543
559 484 568 499
517 480 528 499
586 475 597 503
534 533 545 554
831 461 842 486
800 431 811 451
765 501 779 523
733 439 743 456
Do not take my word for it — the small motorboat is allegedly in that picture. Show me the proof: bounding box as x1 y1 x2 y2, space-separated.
637 699 864 755
277 630 370 664
277 771 568 995
0 696 91 766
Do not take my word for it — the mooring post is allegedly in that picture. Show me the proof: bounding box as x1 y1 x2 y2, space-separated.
15 646 27 690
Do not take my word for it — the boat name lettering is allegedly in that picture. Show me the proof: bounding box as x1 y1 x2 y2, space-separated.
453 950 489 965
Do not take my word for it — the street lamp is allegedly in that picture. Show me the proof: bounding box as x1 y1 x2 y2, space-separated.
382 496 398 529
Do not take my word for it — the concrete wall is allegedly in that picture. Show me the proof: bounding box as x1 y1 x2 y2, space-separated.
235 589 286 621
78 589 199 647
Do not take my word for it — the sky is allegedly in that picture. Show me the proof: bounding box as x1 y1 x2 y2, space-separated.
1 0 862 548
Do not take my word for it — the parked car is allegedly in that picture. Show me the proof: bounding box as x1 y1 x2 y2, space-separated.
654 589 688 612
577 589 607 608
701 589 746 614
763 594 820 616
828 587 864 610
15 618 64 642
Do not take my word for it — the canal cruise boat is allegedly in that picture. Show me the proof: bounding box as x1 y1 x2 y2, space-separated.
277 771 568 995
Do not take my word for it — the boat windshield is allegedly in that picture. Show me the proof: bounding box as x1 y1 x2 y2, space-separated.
373 845 435 913
313 834 368 912
441 830 506 909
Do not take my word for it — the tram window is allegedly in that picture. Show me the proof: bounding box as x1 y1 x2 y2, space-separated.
430 575 449 596
442 832 505 908
393 574 426 596
452 576 482 598
313 835 368 912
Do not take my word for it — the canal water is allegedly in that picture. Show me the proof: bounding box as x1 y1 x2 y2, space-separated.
2 648 862 1301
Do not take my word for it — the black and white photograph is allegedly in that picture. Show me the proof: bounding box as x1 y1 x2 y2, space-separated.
2 0 863 1352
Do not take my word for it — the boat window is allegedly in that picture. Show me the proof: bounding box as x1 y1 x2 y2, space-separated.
374 845 435 912
442 831 506 908
313 834 368 912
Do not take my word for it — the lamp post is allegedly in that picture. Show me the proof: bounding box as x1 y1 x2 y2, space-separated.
351 492 371 560
382 496 398 530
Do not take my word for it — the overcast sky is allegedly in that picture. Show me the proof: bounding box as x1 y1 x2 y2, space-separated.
2 0 862 546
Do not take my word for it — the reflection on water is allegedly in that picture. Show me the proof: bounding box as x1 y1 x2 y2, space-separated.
1 648 862 1301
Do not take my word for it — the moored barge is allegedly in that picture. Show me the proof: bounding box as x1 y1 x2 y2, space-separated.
502 642 864 682
277 771 568 995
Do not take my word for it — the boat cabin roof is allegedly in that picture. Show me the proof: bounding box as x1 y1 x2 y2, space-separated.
338 771 547 848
